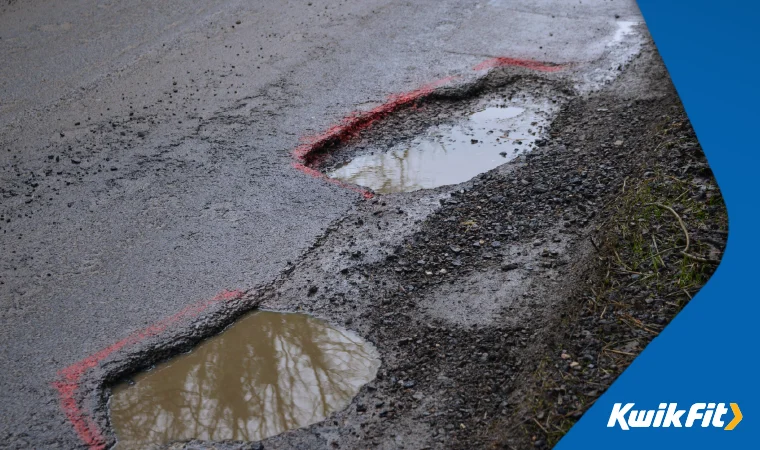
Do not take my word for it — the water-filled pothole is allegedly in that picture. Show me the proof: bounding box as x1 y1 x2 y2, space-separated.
328 95 556 193
109 311 380 449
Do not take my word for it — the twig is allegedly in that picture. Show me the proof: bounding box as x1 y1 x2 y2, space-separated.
613 249 636 272
621 314 660 335
646 202 690 253
698 236 726 249
682 251 722 265
532 417 550 435
648 245 679 261
589 235 599 250
665 174 687 185
604 348 637 357
624 274 655 289
651 235 666 269
674 188 690 202
602 338 640 350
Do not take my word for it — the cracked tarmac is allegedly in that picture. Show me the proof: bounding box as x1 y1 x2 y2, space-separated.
0 1 683 449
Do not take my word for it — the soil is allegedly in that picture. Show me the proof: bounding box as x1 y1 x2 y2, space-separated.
86 39 726 450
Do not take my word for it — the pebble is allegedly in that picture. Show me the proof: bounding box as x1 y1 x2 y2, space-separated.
501 262 518 271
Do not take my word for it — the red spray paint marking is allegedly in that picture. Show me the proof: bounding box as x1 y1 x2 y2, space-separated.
53 289 245 450
291 76 458 198
472 56 564 72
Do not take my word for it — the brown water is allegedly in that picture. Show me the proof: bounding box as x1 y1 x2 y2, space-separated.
109 311 380 449
328 96 556 193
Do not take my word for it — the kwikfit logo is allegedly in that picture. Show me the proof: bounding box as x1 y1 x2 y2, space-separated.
607 403 742 430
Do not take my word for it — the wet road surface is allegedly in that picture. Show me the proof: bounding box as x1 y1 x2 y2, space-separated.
0 0 642 448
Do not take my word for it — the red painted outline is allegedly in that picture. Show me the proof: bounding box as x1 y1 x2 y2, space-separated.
472 56 564 72
52 289 245 450
291 56 563 197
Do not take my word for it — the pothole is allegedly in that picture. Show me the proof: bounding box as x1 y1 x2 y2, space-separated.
325 93 557 194
108 310 380 449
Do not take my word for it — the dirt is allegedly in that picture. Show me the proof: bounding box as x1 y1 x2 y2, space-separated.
79 39 726 450
495 87 727 449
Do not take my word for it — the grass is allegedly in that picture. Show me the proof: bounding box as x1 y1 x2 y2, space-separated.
491 115 728 449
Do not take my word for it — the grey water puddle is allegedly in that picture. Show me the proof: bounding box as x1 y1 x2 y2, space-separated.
109 311 380 449
328 95 557 193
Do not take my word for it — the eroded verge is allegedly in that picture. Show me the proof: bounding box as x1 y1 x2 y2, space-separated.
495 106 726 449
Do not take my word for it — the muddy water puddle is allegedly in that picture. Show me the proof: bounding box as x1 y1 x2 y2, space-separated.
329 96 556 193
109 311 380 449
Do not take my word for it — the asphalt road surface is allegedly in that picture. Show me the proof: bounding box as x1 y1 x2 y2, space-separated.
0 0 643 448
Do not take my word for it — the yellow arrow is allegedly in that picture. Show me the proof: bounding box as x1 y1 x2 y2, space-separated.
724 403 742 430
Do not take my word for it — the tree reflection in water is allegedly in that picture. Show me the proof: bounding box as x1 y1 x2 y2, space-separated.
110 311 380 449
328 103 545 194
